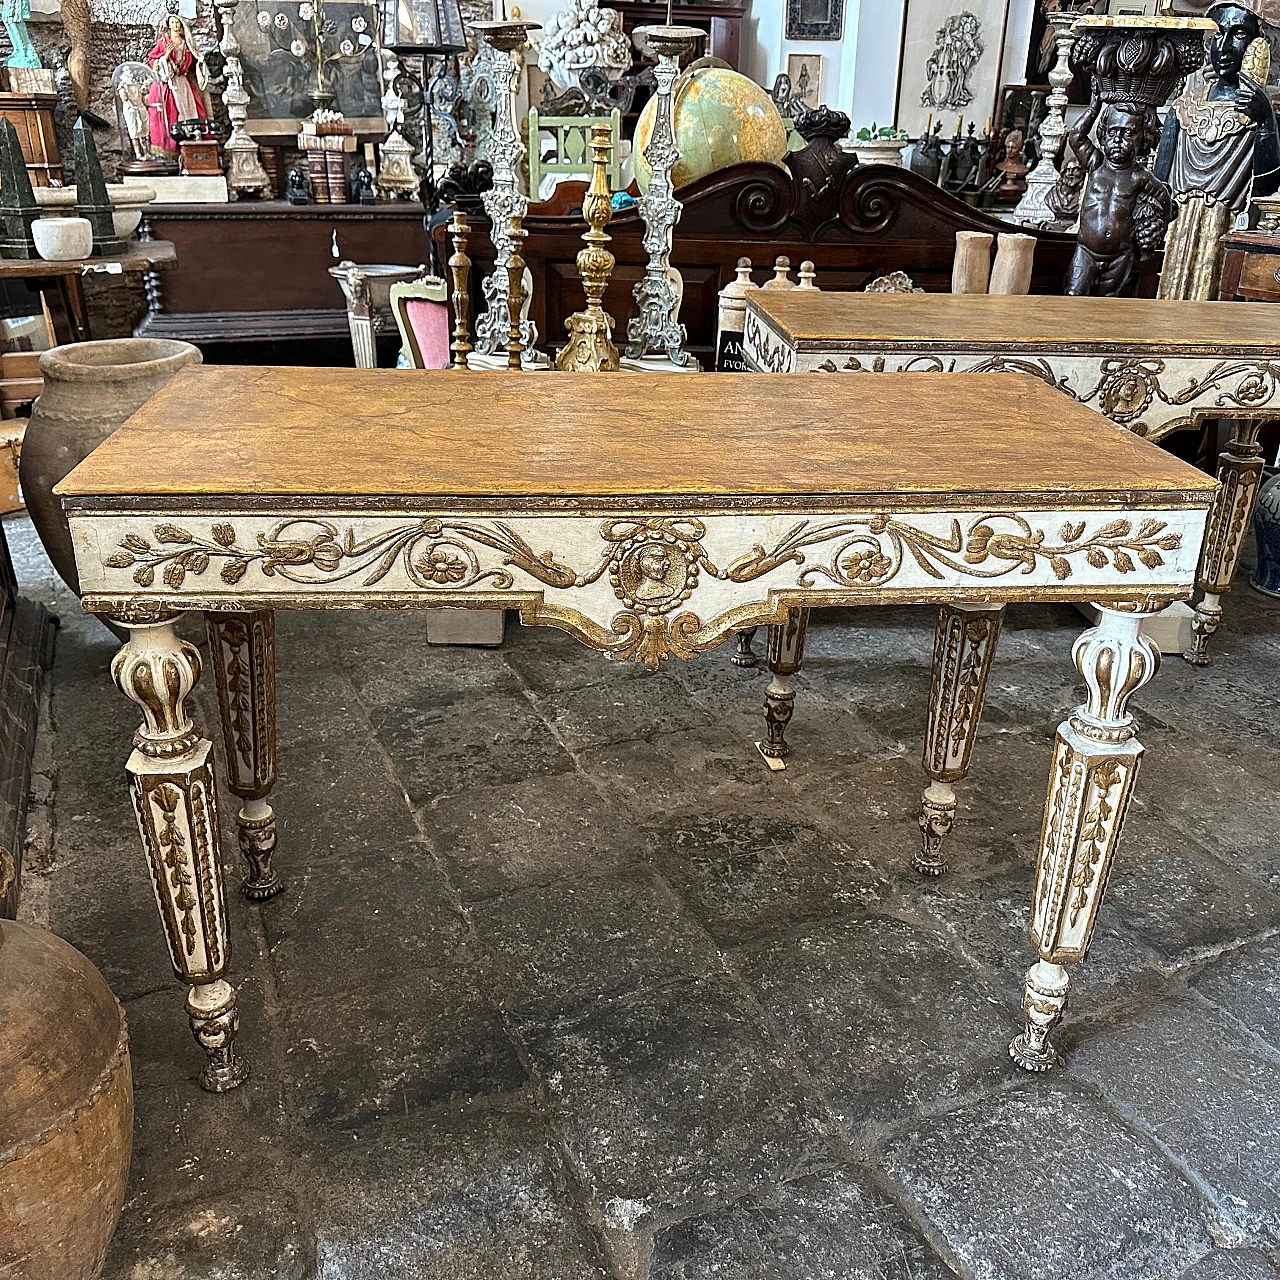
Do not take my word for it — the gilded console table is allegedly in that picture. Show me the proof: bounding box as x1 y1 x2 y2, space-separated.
57 368 1214 1088
742 290 1278 666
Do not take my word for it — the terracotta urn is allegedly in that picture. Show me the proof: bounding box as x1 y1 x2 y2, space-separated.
0 920 133 1280
20 337 201 596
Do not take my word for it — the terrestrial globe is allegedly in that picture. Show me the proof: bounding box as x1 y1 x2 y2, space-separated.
632 62 788 193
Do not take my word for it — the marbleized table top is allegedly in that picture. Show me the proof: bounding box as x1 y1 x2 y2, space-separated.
58 366 1214 506
744 292 1280 354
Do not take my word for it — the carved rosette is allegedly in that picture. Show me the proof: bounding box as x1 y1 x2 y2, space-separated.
1012 607 1159 1072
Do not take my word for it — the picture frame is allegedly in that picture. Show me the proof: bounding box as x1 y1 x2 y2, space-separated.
234 0 386 138
785 0 843 43
785 53 823 111
997 83 1050 142
895 0 1012 140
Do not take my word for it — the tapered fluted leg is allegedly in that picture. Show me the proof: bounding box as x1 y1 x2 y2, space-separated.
733 627 759 668
1186 418 1264 666
111 612 248 1092
918 604 1004 875
206 611 283 901
1010 606 1159 1072
759 607 809 762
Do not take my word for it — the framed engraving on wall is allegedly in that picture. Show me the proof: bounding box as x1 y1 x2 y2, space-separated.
234 0 387 137
895 0 1012 141
785 53 822 110
785 0 843 42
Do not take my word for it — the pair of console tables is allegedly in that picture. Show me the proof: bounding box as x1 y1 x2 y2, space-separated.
58 368 1215 1089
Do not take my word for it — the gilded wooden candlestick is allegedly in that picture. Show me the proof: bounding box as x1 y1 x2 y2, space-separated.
556 121 620 372
506 213 527 370
448 211 473 370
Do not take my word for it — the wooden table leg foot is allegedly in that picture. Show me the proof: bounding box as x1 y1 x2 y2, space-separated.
732 626 759 668
112 612 248 1092
1184 591 1221 667
760 608 808 760
1009 959 1069 1072
1013 606 1158 1071
206 611 282 901
187 978 250 1092
237 798 283 901
916 781 955 875
917 604 1004 876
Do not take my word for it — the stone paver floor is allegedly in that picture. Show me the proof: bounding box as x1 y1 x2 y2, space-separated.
10 512 1280 1280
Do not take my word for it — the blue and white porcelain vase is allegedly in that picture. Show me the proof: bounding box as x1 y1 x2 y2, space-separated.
1252 471 1280 598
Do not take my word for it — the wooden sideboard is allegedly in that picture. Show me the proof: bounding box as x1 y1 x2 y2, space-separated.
134 201 429 364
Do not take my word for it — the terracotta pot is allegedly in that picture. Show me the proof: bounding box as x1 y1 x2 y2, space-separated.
20 337 201 596
0 920 133 1280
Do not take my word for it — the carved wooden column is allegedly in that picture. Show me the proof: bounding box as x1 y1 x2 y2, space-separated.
918 603 1004 876
111 612 247 1092
1185 417 1266 666
206 611 282 902
759 607 808 763
1010 605 1160 1072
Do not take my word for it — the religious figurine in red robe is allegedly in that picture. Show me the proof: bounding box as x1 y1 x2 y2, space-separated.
145 13 210 156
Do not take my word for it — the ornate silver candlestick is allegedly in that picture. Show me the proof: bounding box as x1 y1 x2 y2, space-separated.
468 19 548 369
622 23 704 372
214 0 271 198
1014 9 1082 226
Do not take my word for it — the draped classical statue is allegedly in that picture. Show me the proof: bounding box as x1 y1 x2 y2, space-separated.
1157 1 1280 300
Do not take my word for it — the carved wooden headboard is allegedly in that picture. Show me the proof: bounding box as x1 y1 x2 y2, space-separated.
439 161 1152 365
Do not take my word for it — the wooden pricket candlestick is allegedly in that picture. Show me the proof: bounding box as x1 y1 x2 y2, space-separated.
556 120 620 372
506 213 527 370
448 211 473 370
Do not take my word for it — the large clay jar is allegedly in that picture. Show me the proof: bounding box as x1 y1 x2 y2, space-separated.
0 919 133 1280
20 337 201 595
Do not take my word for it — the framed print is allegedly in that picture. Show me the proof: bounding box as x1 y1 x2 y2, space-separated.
785 53 823 111
895 0 1012 140
785 0 843 42
234 0 386 137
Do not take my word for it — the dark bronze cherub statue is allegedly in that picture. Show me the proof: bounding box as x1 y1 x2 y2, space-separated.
1065 97 1172 296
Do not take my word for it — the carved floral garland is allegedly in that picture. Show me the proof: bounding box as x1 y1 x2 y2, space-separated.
100 513 1184 667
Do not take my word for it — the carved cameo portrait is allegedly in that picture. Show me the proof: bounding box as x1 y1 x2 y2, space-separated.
619 540 687 606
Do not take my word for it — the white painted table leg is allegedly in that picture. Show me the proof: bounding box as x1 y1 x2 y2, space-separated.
760 607 808 762
918 603 1004 875
1011 605 1159 1072
1186 418 1265 666
206 611 283 902
112 612 248 1092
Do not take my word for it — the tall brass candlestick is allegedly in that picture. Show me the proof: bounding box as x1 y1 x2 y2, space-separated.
556 121 620 372
448 211 473 370
506 213 527 370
